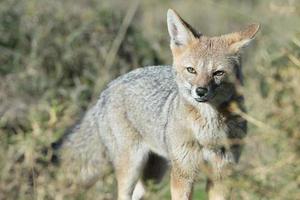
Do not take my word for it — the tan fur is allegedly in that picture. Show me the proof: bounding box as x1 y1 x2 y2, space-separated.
171 168 194 200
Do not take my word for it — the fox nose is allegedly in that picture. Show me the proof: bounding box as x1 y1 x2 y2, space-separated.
196 87 208 97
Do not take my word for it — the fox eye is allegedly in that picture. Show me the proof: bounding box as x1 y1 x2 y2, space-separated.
213 70 225 76
186 67 197 74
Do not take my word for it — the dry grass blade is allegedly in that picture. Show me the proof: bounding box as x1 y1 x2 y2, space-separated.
93 0 141 96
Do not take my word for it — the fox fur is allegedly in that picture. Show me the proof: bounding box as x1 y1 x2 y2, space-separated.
58 9 260 200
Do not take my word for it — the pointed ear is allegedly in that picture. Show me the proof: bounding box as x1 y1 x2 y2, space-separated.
167 9 200 49
226 23 260 54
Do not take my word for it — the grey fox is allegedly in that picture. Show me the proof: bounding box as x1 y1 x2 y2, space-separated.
58 9 259 200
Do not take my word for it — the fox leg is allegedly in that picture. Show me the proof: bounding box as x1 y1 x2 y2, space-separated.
132 179 146 200
170 167 194 200
206 178 231 200
114 146 148 200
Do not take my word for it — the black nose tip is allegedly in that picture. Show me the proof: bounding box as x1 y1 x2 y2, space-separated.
196 87 208 97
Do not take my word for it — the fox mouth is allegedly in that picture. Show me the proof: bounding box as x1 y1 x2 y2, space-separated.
194 97 209 102
193 92 217 103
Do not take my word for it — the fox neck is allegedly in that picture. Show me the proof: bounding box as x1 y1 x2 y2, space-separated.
176 92 229 147
178 94 224 125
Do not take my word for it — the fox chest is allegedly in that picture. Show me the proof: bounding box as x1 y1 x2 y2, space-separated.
192 119 227 147
187 106 228 148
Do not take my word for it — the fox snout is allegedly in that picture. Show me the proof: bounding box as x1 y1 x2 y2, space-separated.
195 87 208 97
191 81 217 103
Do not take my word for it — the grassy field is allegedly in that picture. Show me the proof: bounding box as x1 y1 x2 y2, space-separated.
0 0 299 199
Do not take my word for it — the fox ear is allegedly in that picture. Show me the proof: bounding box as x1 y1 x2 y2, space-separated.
167 9 200 49
226 23 260 54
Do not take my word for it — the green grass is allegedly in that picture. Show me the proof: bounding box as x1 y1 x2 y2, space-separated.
1 0 300 199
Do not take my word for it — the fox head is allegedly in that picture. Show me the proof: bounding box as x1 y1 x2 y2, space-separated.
167 9 259 105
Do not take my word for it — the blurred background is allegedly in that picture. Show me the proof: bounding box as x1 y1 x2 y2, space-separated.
0 0 299 199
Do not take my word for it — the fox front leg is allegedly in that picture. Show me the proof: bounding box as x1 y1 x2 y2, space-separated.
170 167 194 200
206 178 231 200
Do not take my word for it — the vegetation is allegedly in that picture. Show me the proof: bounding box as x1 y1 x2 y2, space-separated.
0 0 299 199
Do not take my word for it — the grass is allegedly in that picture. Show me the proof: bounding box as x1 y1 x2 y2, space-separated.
0 0 300 199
